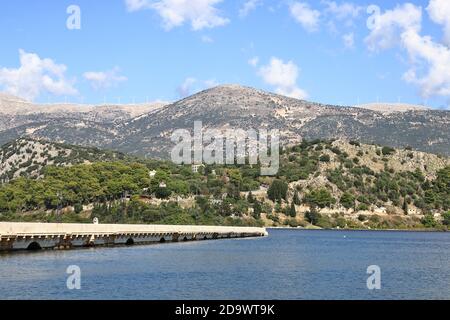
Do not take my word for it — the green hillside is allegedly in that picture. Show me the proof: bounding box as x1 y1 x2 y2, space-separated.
0 139 448 230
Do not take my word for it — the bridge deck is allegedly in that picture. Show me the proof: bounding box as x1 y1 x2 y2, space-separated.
0 222 268 251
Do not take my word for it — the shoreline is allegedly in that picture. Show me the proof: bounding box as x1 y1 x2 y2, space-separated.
266 226 449 233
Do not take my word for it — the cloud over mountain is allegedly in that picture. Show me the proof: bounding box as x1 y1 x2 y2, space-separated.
83 67 128 91
258 57 308 99
0 50 77 101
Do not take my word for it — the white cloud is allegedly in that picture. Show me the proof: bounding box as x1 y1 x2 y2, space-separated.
177 77 218 97
239 0 261 18
248 56 259 67
323 1 362 21
365 3 422 52
427 0 450 46
125 0 151 12
364 2 450 99
289 2 321 32
126 0 229 31
401 30 450 98
257 57 308 99
83 67 127 90
342 32 355 48
178 77 197 97
0 49 77 101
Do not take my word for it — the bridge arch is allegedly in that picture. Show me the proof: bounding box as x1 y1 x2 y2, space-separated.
125 238 134 246
27 241 42 251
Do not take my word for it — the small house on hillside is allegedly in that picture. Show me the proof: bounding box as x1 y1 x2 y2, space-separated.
192 164 205 173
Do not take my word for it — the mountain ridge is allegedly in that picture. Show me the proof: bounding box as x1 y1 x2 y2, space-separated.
0 85 449 158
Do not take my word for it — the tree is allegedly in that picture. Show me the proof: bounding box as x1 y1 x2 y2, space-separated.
442 211 450 226
155 186 171 199
421 214 437 228
288 202 296 218
267 180 288 203
247 191 255 203
402 197 409 215
382 146 395 155
74 203 83 214
305 206 320 225
253 201 262 219
293 191 301 205
304 188 336 208
319 154 330 162
340 192 355 209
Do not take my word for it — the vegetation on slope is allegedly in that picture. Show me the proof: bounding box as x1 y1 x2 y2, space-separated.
0 138 130 181
0 139 448 230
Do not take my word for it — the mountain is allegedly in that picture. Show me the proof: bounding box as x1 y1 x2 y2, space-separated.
0 138 130 181
0 92 167 132
112 85 450 157
0 85 449 157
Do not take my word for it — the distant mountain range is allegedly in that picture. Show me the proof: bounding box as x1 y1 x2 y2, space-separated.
0 85 449 157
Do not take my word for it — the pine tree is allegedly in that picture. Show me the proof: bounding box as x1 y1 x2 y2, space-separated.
403 197 409 215
247 191 254 203
288 202 297 217
253 201 262 219
293 191 301 205
268 180 288 202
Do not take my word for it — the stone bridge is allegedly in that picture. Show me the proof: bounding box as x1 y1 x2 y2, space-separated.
0 222 268 251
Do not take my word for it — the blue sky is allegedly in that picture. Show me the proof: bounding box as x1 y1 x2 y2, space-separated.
0 0 449 109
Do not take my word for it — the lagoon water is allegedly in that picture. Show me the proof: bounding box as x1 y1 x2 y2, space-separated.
1 229 449 300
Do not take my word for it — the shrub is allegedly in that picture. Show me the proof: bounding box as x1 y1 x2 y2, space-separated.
340 192 355 209
421 214 437 228
304 188 336 208
319 154 331 162
358 214 367 222
74 203 83 214
382 146 395 155
442 211 450 226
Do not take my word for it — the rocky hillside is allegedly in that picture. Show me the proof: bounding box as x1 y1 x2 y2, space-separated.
277 139 449 216
0 139 448 230
113 85 450 157
0 85 449 158
0 138 130 181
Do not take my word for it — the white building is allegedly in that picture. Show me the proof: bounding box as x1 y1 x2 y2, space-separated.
192 164 204 173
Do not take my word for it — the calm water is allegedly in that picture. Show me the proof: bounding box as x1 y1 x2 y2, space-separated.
1 229 449 300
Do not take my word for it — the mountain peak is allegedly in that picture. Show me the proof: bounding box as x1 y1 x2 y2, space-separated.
202 83 264 95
